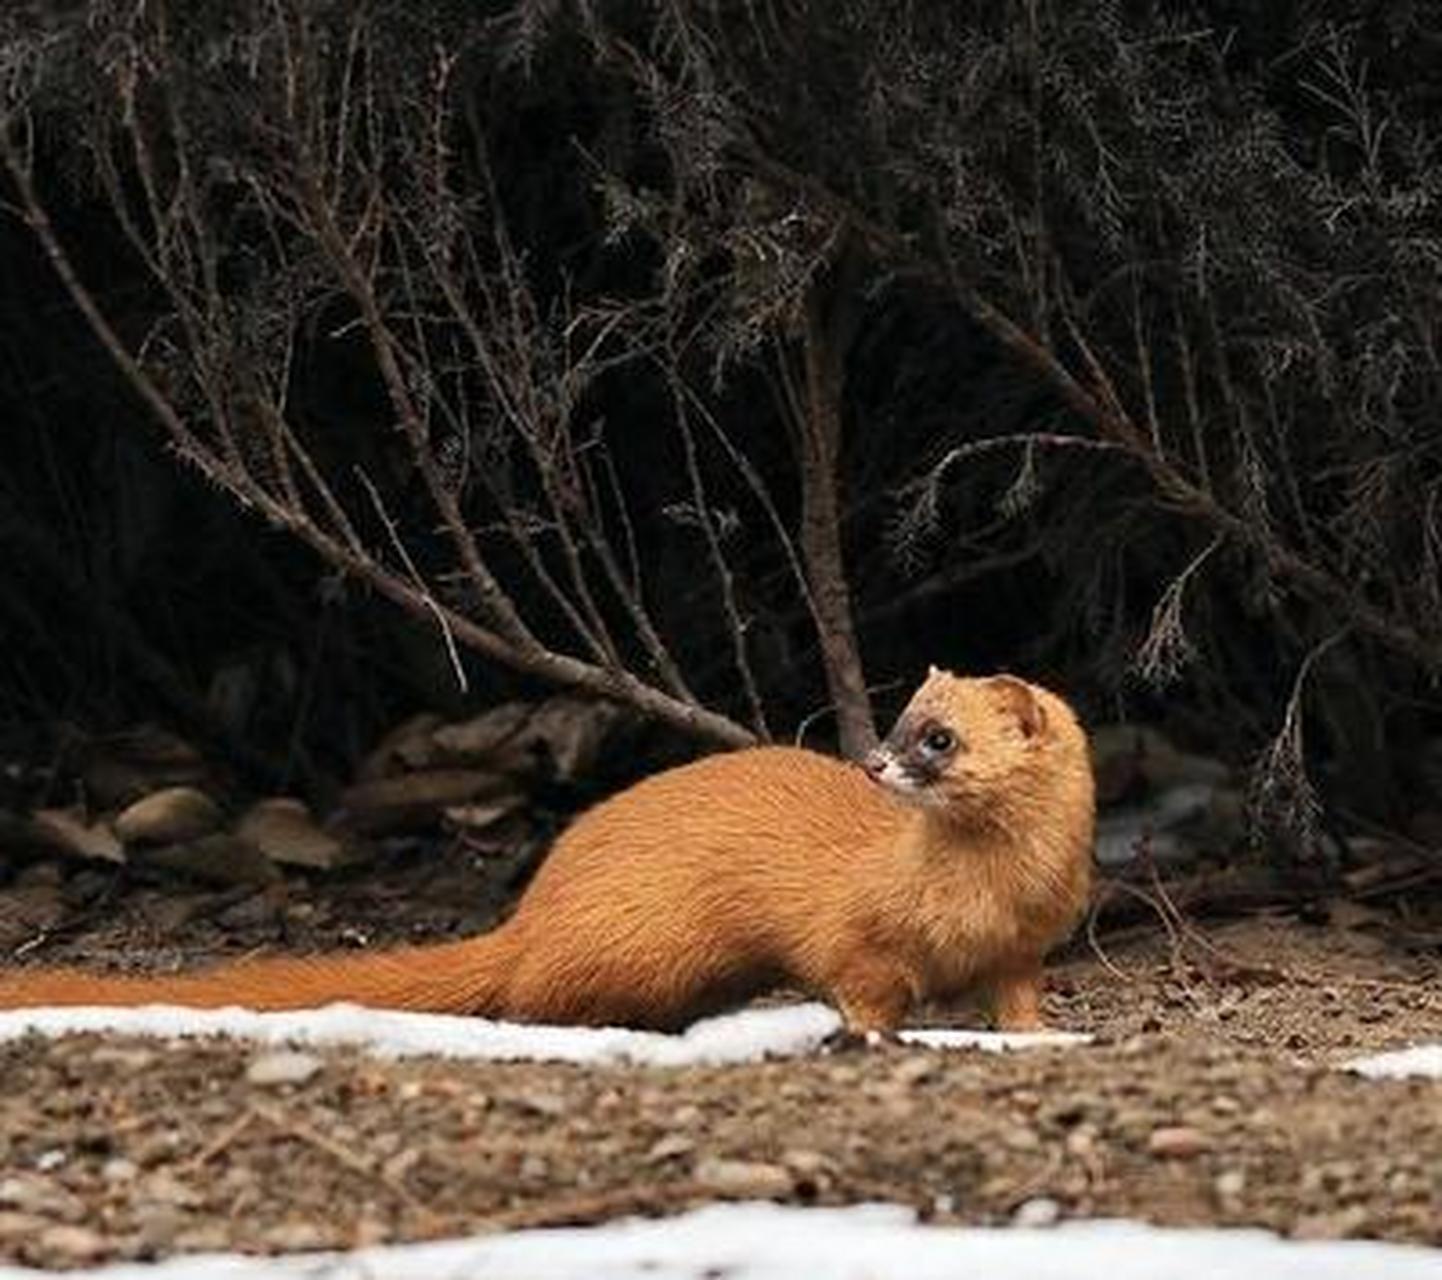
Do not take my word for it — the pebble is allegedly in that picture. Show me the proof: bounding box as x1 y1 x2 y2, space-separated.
100 1158 139 1184
890 1055 937 1087
1012 1196 1062 1228
114 786 222 846
0 1212 46 1244
1147 1125 1212 1159
1002 1125 1041 1152
245 1051 324 1087
646 1134 696 1163
1293 1206 1369 1240
138 1171 202 1209
509 1088 567 1118
1214 1168 1247 1200
781 1149 832 1177
261 1221 331 1251
172 1225 232 1253
90 1046 159 1072
0 1175 86 1222
36 1224 107 1265
692 1157 794 1198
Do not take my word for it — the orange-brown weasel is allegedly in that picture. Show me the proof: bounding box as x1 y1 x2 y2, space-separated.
0 669 1094 1033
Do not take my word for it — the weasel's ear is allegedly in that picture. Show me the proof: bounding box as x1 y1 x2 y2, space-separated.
989 675 1047 739
927 663 941 679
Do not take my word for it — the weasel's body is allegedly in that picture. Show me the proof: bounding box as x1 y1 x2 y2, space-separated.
0 671 1095 1032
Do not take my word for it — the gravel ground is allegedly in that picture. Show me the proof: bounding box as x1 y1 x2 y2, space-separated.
1 903 1440 1270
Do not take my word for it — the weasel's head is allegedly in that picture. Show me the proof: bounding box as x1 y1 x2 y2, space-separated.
863 666 1085 816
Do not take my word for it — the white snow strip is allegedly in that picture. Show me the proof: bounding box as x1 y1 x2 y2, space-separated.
0 1002 1087 1065
901 1026 1092 1051
1344 1042 1442 1080
0 1203 1438 1280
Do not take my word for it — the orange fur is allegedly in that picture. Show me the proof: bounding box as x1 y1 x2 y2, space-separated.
0 670 1095 1032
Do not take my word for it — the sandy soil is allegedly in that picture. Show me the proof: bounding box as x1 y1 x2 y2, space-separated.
0 853 1439 1269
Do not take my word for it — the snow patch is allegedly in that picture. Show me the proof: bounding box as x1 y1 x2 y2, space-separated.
1344 1042 1442 1080
0 1202 1438 1280
0 1002 1085 1066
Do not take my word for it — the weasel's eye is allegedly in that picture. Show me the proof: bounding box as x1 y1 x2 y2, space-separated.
921 726 956 754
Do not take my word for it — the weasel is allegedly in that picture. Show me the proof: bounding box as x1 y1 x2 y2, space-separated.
0 669 1094 1032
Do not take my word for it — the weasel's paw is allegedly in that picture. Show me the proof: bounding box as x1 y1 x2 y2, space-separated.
821 1026 900 1054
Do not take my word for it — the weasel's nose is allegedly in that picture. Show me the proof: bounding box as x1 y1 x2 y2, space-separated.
863 748 889 781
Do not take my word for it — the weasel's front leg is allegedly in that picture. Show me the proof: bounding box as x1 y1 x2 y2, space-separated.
826 956 914 1038
988 959 1046 1031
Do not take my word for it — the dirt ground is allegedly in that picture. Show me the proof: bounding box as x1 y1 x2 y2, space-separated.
0 851 1440 1269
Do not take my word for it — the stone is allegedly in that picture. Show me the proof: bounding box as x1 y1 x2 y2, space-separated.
1214 1168 1247 1200
1147 1125 1212 1159
35 1224 107 1265
246 1051 324 1087
114 787 222 847
692 1157 794 1199
431 699 623 781
100 1158 139 1184
356 713 445 781
27 808 124 863
0 1175 85 1222
1012 1196 1062 1228
337 770 519 835
890 1055 938 1086
0 1212 47 1244
236 797 356 869
132 834 278 886
89 1045 158 1071
1090 725 1228 805
646 1134 696 1163
80 725 209 809
260 1221 332 1251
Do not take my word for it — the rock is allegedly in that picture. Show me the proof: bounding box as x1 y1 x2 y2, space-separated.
0 1175 86 1222
1292 1206 1369 1240
506 1088 567 1119
441 798 526 836
79 725 210 809
890 1055 938 1087
35 1224 107 1265
132 1204 187 1253
27 808 124 863
136 1171 201 1209
171 1225 233 1253
0 1212 47 1244
90 1046 158 1071
1012 1196 1062 1228
100 1158 139 1184
431 698 625 781
132 834 278 886
245 1051 324 1087
646 1134 696 1163
337 770 520 835
236 798 357 870
1002 1125 1042 1152
260 1221 332 1252
114 787 222 847
1094 782 1228 866
0 883 65 951
1146 1125 1212 1159
356 713 446 782
692 1157 794 1199
1213 1168 1246 1200
215 888 286 931
1090 725 1229 805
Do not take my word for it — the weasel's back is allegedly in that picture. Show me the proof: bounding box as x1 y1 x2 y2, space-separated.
525 745 900 890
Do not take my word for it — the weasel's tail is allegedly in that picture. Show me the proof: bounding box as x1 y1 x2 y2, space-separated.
0 929 519 1015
